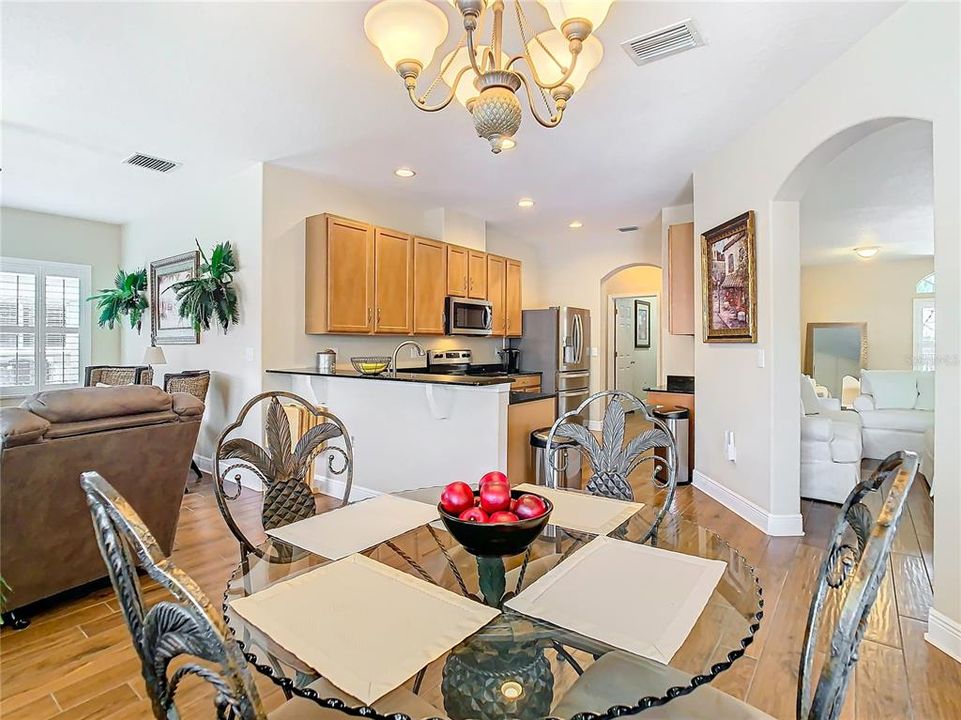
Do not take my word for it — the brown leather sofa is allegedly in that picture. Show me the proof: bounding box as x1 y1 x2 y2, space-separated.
0 385 203 612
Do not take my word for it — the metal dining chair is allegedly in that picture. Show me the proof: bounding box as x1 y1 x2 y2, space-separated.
213 391 353 560
552 450 919 720
164 370 210 480
545 390 678 541
81 472 445 720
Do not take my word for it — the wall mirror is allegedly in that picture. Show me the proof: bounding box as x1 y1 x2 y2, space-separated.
804 322 867 399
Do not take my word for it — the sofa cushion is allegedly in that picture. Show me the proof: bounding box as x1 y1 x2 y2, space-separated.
171 392 204 418
43 411 178 439
915 371 935 411
858 408 934 433
0 408 51 448
861 370 918 410
22 385 171 424
800 375 822 415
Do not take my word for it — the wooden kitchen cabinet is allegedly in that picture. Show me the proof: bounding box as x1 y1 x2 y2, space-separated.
507 397 556 486
506 258 522 337
668 222 695 335
447 245 468 297
486 254 507 336
468 250 487 299
306 214 374 334
412 236 447 335
373 227 413 334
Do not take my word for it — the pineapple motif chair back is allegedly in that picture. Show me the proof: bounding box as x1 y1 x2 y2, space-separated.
798 451 918 720
545 390 677 538
81 472 266 720
214 391 353 558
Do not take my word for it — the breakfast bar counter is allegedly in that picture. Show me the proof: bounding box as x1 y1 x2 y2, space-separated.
267 367 513 387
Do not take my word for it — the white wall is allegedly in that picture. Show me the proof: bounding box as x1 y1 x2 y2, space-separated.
260 164 543 376
801 257 934 371
120 165 264 458
1 207 122 365
692 1 960 656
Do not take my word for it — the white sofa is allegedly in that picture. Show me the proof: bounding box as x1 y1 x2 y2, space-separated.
800 375 863 504
853 371 934 462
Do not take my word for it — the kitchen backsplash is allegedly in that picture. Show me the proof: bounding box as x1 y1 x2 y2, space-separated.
294 335 510 370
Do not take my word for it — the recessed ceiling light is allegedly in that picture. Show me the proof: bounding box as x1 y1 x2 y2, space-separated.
517 198 535 208
394 167 416 178
854 246 880 258
568 221 583 229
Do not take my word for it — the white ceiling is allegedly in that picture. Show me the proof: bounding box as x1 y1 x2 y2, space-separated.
2 1 900 243
800 119 933 265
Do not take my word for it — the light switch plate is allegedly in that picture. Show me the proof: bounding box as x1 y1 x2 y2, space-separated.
590 347 599 357
756 349 765 368
244 347 254 363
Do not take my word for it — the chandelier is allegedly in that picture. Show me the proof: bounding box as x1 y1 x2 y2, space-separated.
364 0 613 153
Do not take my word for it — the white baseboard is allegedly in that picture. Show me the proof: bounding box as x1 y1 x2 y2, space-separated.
312 473 381 502
193 453 212 474
926 608 961 663
692 469 804 537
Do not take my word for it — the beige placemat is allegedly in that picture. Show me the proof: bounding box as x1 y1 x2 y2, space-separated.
230 554 499 705
505 536 726 663
266 494 439 560
512 483 643 535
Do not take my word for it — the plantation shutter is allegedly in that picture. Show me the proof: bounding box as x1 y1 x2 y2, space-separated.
0 269 38 390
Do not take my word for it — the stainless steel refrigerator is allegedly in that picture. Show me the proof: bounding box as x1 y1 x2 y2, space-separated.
518 307 591 423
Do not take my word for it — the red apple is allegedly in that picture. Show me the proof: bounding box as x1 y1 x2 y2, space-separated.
510 498 519 513
479 471 509 490
458 507 488 523
514 494 548 520
489 511 519 523
440 481 475 516
479 482 512 514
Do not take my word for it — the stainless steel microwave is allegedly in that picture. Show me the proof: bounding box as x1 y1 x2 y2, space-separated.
445 296 493 336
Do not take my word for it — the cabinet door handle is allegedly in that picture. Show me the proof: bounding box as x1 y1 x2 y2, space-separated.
367 307 372 324
377 307 381 323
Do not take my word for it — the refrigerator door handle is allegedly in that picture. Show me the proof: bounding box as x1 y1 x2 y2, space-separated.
573 314 583 364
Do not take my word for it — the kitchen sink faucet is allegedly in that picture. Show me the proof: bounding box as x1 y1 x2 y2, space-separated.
390 341 426 377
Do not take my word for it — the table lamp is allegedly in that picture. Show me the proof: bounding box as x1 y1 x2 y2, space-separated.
143 344 167 368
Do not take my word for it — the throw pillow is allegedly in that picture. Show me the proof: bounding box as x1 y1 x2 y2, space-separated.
863 370 918 410
799 374 821 415
915 371 935 411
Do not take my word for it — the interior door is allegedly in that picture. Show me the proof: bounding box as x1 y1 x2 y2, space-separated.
373 228 412 334
447 245 468 298
467 250 487 299
412 237 447 334
326 216 374 333
614 298 636 392
506 259 522 337
486 254 506 336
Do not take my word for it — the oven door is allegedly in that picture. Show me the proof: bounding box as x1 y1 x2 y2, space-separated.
446 297 493 336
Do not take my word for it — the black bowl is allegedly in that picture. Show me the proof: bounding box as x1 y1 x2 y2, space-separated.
437 489 553 558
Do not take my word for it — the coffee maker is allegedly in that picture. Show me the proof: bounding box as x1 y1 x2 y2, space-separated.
497 348 521 374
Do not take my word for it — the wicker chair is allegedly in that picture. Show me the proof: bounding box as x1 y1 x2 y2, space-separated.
81 472 439 720
84 365 153 386
213 391 353 559
545 390 678 542
164 370 210 479
553 451 919 720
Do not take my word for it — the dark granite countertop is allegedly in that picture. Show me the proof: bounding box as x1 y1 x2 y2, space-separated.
267 367 513 387
509 391 556 405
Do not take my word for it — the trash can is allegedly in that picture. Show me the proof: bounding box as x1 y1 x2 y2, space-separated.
652 406 691 485
530 427 582 490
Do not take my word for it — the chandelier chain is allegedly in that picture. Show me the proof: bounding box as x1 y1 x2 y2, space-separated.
512 0 555 117
419 30 467 104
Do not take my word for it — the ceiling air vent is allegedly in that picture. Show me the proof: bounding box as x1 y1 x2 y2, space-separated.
123 153 180 173
617 225 640 233
621 19 703 67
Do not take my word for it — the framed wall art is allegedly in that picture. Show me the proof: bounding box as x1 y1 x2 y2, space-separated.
634 299 651 349
150 251 200 345
700 211 757 343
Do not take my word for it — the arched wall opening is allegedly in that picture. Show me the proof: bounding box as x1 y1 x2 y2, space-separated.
598 264 663 400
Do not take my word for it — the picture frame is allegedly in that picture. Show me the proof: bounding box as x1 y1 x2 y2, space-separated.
700 210 758 343
634 299 651 349
150 251 200 345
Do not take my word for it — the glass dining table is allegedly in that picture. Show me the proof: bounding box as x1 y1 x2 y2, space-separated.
222 486 763 719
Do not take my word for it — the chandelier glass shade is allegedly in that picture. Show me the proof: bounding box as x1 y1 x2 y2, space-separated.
364 0 613 153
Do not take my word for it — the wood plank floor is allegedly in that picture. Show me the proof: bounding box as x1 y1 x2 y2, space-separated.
1 468 958 719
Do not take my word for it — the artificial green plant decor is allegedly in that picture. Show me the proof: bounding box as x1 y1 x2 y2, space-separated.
87 268 149 332
171 240 239 333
